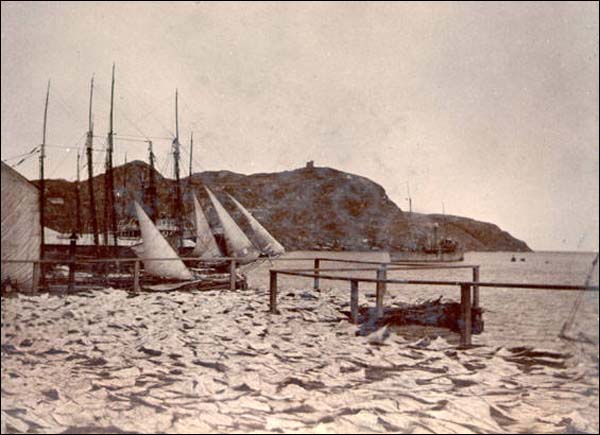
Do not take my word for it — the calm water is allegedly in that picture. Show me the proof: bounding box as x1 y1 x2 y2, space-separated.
249 250 600 350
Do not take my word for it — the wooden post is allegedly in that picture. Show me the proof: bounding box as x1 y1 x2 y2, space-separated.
460 284 472 347
375 265 387 319
32 262 40 294
133 260 141 292
229 259 236 291
313 258 320 290
350 279 359 324
269 270 278 314
472 266 480 308
67 233 77 293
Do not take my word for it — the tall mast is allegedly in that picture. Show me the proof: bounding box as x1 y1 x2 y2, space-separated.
146 140 157 221
188 131 194 195
104 63 118 248
75 152 82 235
406 181 412 214
189 131 193 178
172 89 183 250
122 153 127 219
175 89 180 139
39 80 50 261
441 201 446 240
86 76 100 254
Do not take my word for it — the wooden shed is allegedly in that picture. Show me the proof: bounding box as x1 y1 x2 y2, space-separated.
1 161 41 290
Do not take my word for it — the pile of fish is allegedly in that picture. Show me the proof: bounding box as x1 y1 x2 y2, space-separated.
1 286 597 433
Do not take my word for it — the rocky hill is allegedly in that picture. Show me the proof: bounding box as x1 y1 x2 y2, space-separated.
38 161 531 252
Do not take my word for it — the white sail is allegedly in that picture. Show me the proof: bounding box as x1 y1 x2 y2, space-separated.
227 194 285 256
190 195 221 259
133 201 193 280
205 187 258 260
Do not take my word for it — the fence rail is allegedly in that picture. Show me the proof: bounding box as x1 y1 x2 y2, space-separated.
268 260 597 348
4 255 596 348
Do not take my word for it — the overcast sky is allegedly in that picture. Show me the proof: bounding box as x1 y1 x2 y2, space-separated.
1 2 598 251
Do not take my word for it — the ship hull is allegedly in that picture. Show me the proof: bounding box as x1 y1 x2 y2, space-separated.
389 250 464 263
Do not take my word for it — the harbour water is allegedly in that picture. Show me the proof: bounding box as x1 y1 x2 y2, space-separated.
1 251 598 433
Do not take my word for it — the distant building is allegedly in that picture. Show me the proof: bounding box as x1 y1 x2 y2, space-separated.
1 162 41 291
306 160 314 169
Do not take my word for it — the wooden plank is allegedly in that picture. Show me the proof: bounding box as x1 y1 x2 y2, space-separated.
460 284 472 347
313 258 320 290
350 279 359 324
267 270 597 291
67 260 75 293
472 266 480 308
375 265 387 319
269 271 278 314
229 260 237 291
133 260 141 292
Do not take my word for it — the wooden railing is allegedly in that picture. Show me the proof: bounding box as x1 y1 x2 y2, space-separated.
268 259 598 347
5 254 596 348
2 256 268 292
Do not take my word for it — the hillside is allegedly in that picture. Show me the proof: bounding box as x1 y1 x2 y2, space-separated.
38 161 531 252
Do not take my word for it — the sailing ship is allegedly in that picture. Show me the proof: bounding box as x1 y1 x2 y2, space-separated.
390 222 464 263
14 68 285 291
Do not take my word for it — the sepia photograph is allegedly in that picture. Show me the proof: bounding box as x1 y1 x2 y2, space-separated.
1 1 598 433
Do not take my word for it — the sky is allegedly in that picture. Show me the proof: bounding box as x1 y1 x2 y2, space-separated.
1 1 598 252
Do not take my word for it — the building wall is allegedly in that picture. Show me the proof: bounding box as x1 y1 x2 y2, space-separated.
1 162 40 290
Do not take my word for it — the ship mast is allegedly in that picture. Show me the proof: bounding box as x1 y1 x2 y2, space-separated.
104 63 118 248
189 131 193 178
122 153 127 219
39 80 50 262
146 140 157 221
172 89 184 250
75 152 82 235
188 131 194 195
406 181 412 214
86 76 100 255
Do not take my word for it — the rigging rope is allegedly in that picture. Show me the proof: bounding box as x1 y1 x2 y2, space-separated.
558 253 599 343
3 146 40 168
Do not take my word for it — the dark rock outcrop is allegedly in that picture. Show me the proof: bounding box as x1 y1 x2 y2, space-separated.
37 161 531 252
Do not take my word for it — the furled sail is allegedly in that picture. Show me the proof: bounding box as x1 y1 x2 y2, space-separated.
227 194 285 256
190 195 221 259
133 201 193 280
205 187 258 260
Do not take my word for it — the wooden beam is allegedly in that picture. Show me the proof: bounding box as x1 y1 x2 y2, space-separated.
313 258 320 290
375 265 386 319
133 260 141 292
472 266 480 308
229 260 237 290
31 262 40 294
350 279 359 324
460 284 472 347
269 270 278 313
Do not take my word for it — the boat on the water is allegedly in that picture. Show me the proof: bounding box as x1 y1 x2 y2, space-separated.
391 216 464 263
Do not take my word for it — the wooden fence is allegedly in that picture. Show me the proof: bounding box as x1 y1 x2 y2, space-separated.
268 258 598 347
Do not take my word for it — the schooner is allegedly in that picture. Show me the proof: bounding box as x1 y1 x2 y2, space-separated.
27 69 286 290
